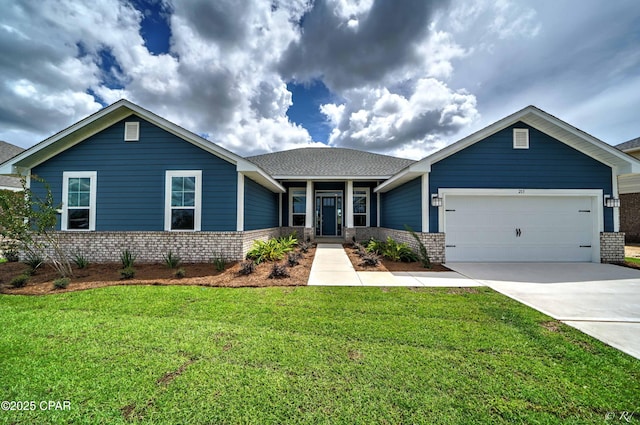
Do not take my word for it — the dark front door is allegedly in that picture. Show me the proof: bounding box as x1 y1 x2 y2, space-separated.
321 196 337 236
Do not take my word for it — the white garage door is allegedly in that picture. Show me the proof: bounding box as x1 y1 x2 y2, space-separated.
444 194 597 262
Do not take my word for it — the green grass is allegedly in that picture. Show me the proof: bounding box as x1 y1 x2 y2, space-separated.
625 256 640 265
0 286 638 424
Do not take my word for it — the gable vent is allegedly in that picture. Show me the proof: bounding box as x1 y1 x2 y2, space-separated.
124 121 140 142
513 128 529 149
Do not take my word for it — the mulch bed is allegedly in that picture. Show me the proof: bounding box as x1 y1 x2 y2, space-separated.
0 247 316 295
342 244 450 272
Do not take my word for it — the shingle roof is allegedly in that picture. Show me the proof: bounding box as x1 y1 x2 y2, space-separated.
616 137 640 152
0 141 24 188
247 147 416 178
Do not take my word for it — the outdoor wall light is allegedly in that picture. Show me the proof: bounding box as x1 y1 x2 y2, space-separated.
604 195 621 208
431 194 443 207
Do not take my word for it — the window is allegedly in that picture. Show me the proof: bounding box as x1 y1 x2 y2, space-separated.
513 128 529 149
353 188 369 227
290 188 306 226
124 121 140 141
165 171 202 231
62 171 97 231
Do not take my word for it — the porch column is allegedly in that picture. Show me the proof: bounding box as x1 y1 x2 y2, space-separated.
278 193 282 227
421 173 429 233
346 180 354 228
305 180 313 230
237 173 245 231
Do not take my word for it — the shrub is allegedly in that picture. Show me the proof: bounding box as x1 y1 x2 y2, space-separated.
72 251 89 269
120 249 137 268
53 278 70 289
359 252 381 267
212 255 226 272
174 268 186 278
246 235 297 264
405 225 431 269
268 263 290 279
299 241 311 253
287 252 301 267
163 250 181 269
4 248 19 263
353 242 366 256
238 261 255 275
120 266 136 279
10 274 29 288
23 252 44 273
367 237 417 262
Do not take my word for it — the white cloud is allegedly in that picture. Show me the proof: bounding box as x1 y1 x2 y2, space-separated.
321 79 478 157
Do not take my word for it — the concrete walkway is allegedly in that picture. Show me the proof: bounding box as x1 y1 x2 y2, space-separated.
308 244 480 287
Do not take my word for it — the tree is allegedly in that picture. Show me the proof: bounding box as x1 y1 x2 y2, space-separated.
0 176 73 277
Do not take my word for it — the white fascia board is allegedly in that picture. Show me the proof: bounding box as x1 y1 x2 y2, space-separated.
273 175 393 181
236 162 285 193
374 162 430 193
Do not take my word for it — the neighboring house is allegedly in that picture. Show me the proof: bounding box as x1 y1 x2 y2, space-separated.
615 137 640 242
1 100 638 263
0 141 25 191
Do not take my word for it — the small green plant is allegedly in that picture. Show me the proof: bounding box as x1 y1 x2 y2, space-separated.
10 274 29 288
405 225 431 269
53 278 70 289
359 252 381 267
4 248 19 263
366 237 417 262
268 263 290 279
212 255 226 272
287 252 301 267
72 251 89 269
120 266 136 279
174 268 186 278
120 249 137 268
239 261 256 275
163 250 181 269
0 257 6 264
23 252 44 273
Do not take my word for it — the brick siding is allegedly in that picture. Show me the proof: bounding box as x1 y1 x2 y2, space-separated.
36 228 282 263
620 193 640 243
600 232 625 263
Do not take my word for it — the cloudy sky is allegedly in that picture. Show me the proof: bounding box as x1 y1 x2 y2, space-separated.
1 0 639 159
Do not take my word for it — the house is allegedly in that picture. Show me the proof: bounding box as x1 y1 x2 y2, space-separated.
0 141 25 191
615 137 640 242
1 100 638 263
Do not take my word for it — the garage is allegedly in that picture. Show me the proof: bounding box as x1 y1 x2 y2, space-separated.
442 189 601 262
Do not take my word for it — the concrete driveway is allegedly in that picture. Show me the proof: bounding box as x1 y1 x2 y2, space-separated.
446 263 640 360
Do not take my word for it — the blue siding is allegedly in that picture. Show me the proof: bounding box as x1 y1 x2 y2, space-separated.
32 116 238 231
380 177 422 231
244 177 278 230
429 123 614 231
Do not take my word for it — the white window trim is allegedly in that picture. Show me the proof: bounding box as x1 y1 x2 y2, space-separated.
61 171 97 231
165 170 202 231
513 128 529 149
124 121 140 141
353 187 370 227
289 187 306 227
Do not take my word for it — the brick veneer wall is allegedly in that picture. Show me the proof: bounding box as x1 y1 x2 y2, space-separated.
620 193 640 243
600 232 625 263
39 228 282 263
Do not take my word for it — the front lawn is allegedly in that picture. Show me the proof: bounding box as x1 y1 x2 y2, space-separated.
1 286 638 424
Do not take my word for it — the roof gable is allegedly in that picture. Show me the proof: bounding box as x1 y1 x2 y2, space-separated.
377 105 640 192
0 100 283 193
